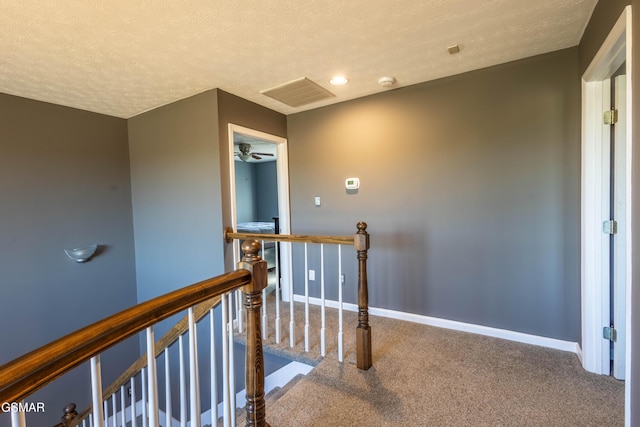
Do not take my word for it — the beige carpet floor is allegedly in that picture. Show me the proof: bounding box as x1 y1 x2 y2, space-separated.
242 294 625 426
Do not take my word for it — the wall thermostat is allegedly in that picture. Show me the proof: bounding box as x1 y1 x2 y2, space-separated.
345 177 360 190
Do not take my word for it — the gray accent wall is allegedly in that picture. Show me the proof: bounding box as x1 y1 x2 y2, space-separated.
0 93 138 425
234 160 257 222
287 48 581 342
234 160 279 223
128 90 224 303
579 0 640 422
255 161 279 221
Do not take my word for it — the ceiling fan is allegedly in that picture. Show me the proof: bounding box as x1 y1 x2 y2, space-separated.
234 143 274 162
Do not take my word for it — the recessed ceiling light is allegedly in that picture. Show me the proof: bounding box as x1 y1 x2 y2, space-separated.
330 76 349 85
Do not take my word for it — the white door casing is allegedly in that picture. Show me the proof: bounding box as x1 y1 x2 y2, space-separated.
227 124 294 301
613 74 627 380
580 5 632 424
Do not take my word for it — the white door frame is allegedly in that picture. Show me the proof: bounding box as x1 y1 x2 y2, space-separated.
227 123 294 301
580 4 632 422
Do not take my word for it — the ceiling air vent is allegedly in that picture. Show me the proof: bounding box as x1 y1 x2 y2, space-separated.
260 77 335 107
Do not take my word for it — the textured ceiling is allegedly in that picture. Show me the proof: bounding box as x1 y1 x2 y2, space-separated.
0 0 597 118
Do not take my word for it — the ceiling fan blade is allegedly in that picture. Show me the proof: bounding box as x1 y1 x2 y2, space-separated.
252 154 262 160
252 152 274 156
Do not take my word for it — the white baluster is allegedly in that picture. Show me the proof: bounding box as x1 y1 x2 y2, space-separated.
235 289 242 333
130 376 137 427
120 385 126 427
164 348 172 427
103 400 108 426
83 417 87 427
320 243 326 357
89 414 93 427
338 244 344 362
261 240 268 340
275 239 281 344
235 243 243 334
228 295 236 427
289 242 295 348
210 308 218 426
178 335 187 427
141 368 147 427
188 308 201 427
112 392 117 427
90 355 105 427
221 294 230 427
10 401 26 427
146 327 159 427
304 242 310 352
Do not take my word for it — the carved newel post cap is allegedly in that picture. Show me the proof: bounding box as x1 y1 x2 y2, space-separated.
357 221 368 232
63 403 77 415
60 403 78 426
241 240 262 261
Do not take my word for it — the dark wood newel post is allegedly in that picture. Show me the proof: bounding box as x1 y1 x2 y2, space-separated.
54 403 77 427
239 240 270 427
355 221 372 370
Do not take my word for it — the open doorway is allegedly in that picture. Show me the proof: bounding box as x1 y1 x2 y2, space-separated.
581 4 632 421
227 124 293 301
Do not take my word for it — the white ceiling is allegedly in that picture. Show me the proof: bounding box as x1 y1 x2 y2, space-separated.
0 0 597 119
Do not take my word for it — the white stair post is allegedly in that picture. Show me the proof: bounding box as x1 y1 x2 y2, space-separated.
146 327 159 427
338 244 344 362
164 348 172 427
320 244 326 357
10 402 26 427
304 243 310 352
90 355 105 427
188 308 201 427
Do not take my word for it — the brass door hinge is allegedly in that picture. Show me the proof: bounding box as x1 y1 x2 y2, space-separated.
603 326 617 342
604 109 619 125
603 220 618 235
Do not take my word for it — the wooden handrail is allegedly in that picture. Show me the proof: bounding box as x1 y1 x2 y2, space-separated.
225 229 354 246
0 270 251 404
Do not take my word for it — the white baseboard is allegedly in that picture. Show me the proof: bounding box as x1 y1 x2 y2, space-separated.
292 294 581 355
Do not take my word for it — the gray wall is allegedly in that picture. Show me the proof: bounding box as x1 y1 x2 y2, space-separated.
234 160 257 223
255 161 279 221
580 0 640 422
128 90 224 303
234 160 278 223
0 93 138 425
287 48 581 342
